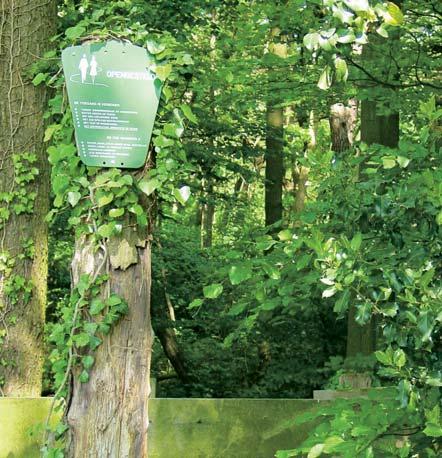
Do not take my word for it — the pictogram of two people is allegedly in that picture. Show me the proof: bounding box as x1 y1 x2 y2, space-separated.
79 54 98 84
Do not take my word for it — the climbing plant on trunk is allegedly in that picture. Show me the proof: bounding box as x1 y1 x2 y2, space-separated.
38 7 195 455
0 0 56 396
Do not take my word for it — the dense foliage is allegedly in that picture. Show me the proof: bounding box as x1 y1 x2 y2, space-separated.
6 0 439 456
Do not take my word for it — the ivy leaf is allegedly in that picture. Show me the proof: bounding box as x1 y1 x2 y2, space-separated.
32 73 47 86
79 370 89 383
97 194 114 207
147 41 166 55
155 64 172 81
82 355 94 370
229 264 252 285
97 223 114 238
203 283 223 299
138 178 160 196
67 191 81 207
89 298 106 315
109 208 124 218
65 25 86 40
44 124 61 142
107 295 122 307
73 333 90 347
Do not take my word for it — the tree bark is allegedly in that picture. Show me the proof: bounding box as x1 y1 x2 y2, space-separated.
0 0 55 396
201 182 214 248
67 231 153 457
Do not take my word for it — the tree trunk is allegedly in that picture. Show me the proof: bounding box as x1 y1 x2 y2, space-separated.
327 99 378 359
67 230 153 457
265 104 284 226
151 243 189 384
329 100 358 153
265 38 286 227
346 28 401 359
0 0 55 396
201 180 214 248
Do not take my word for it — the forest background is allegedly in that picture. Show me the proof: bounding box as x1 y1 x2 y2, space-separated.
0 0 440 457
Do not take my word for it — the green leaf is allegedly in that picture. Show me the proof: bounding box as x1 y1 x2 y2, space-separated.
350 232 362 251
73 333 90 347
89 298 106 315
174 186 191 205
203 283 223 299
376 24 389 38
109 208 124 218
180 104 198 123
155 63 172 81
423 423 442 437
334 289 350 314
65 25 86 40
355 303 371 324
307 443 324 458
322 287 337 298
79 370 89 383
44 124 61 142
318 66 332 90
147 41 166 55
188 298 203 309
278 229 292 241
97 223 114 238
324 436 344 453
343 0 369 12
82 355 94 370
382 156 396 169
334 57 348 82
397 156 410 168
139 178 160 196
385 2 404 26
32 73 47 86
375 349 393 366
107 295 122 307
67 191 81 207
393 349 406 369
436 212 442 225
97 194 114 207
229 264 252 285
303 33 320 51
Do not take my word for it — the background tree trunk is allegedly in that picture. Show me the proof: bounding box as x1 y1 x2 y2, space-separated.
67 231 153 457
265 36 286 227
0 0 55 396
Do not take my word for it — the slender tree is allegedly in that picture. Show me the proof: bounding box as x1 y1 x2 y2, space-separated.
0 0 56 396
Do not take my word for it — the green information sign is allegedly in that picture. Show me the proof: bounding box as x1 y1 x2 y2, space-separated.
62 40 161 168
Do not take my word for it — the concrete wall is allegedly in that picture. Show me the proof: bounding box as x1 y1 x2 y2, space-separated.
0 398 319 458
